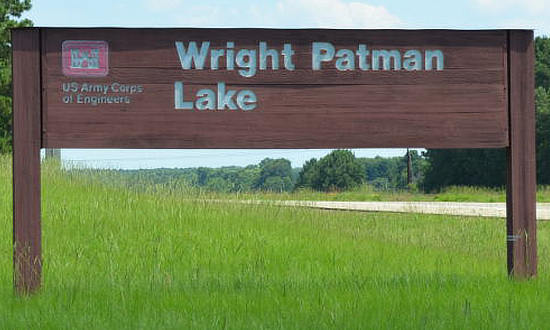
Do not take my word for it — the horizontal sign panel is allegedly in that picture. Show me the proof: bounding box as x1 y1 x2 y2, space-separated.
41 28 509 148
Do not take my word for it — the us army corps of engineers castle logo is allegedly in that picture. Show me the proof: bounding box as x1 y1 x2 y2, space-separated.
62 40 109 77
60 40 144 106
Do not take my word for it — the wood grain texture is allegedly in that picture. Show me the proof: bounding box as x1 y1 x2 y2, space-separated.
12 28 42 294
507 30 537 278
41 28 509 149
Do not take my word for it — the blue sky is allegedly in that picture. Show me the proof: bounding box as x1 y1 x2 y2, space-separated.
27 0 549 169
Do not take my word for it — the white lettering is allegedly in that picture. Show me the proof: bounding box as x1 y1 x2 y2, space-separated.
174 81 257 111
282 43 295 71
226 42 235 71
172 41 445 76
174 81 193 110
312 42 335 70
175 41 210 70
236 49 257 78
237 90 257 111
195 89 216 110
259 42 279 70
425 50 444 70
403 50 423 71
217 82 237 110
356 45 370 71
335 49 355 71
210 49 225 70
372 49 402 70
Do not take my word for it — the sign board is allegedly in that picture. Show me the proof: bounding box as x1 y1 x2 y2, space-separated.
41 28 509 149
12 28 536 293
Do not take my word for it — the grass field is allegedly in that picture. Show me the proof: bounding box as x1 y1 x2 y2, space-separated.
220 184 550 203
1 155 550 329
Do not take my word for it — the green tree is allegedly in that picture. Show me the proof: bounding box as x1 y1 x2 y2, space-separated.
534 37 550 185
255 158 293 192
422 149 506 192
205 176 229 193
316 150 365 191
359 156 395 183
0 0 32 153
536 36 550 89
536 86 550 183
295 158 318 189
357 152 427 190
297 150 364 192
233 165 260 193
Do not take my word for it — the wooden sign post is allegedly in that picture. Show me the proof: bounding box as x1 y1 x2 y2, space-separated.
12 28 536 293
507 31 536 277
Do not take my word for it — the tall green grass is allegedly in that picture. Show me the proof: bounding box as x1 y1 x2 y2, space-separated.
1 155 549 329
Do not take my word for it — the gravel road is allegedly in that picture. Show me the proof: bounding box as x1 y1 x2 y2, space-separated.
277 201 550 220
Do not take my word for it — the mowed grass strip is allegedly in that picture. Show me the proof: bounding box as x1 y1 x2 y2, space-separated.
1 156 550 329
215 184 550 203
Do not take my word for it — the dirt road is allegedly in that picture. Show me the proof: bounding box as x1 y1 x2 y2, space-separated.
278 201 550 220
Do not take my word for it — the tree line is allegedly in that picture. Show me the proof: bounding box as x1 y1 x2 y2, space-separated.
116 150 425 193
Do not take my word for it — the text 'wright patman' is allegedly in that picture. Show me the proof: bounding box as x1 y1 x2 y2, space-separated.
174 41 445 111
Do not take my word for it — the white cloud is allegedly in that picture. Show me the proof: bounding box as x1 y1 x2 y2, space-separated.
174 5 224 27
471 0 550 36
473 0 550 13
500 18 550 36
275 0 402 28
172 0 401 29
144 0 183 12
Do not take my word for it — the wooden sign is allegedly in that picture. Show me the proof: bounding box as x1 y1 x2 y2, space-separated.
12 28 536 293
41 28 509 149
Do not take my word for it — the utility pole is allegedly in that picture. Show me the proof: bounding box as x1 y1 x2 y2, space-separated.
406 148 413 186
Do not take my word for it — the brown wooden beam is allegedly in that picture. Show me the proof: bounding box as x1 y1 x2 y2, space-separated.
507 30 537 278
12 28 42 294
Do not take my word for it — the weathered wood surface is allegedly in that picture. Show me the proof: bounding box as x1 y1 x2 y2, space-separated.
41 28 508 149
12 28 42 293
507 30 537 278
